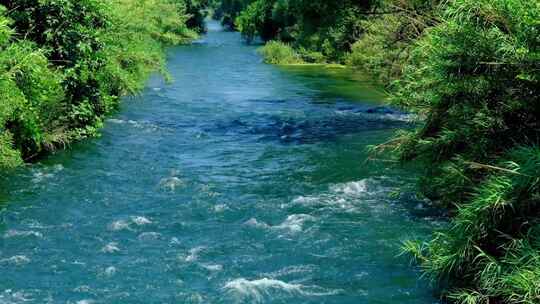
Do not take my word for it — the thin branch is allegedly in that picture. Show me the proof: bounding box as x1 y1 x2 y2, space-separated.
465 161 532 177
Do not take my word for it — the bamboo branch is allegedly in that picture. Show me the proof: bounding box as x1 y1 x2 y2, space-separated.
465 161 532 177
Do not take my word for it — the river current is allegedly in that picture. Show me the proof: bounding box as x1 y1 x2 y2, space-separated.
0 21 441 304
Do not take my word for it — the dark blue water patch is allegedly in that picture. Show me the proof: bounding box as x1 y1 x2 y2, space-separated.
247 98 289 104
203 106 412 144
253 115 408 144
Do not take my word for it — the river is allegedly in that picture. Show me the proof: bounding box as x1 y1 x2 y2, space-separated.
0 21 441 304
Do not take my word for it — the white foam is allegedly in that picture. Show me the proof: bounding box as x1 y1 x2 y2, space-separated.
186 293 204 303
101 242 120 253
275 214 315 233
223 278 340 302
213 204 228 213
201 263 223 272
53 164 64 172
170 237 181 245
0 290 34 303
223 278 303 302
384 113 415 122
245 215 315 233
331 180 368 195
77 300 95 304
73 285 92 292
265 265 315 278
104 266 117 277
291 191 360 213
107 118 125 124
355 271 370 280
159 177 186 191
0 255 30 266
3 230 43 239
108 220 131 231
244 218 270 229
138 232 161 241
108 216 153 232
131 216 152 226
107 119 160 131
31 171 54 183
185 246 205 262
291 196 319 205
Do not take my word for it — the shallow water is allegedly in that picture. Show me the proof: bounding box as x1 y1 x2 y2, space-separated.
0 22 441 303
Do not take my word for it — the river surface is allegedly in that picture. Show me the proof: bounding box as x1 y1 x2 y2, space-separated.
0 22 441 303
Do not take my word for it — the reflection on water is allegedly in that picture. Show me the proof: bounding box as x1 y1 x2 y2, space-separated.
278 65 387 104
0 21 441 303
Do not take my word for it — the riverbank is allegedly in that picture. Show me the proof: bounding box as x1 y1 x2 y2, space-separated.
229 0 540 302
0 0 200 171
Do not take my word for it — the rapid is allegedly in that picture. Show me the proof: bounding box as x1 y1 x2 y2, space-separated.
0 21 442 304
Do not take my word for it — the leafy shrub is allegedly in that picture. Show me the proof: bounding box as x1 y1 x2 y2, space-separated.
212 0 254 30
234 0 377 61
346 0 444 84
297 47 326 63
0 9 64 165
393 0 540 302
405 147 540 304
391 0 539 206
0 0 198 169
257 40 303 64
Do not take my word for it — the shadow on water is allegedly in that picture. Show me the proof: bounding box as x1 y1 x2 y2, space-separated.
278 65 387 105
205 101 412 144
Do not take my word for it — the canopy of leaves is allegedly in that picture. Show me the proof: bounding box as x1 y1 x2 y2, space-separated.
0 0 198 169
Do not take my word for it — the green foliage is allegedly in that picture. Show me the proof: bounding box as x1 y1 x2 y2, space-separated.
391 0 540 205
235 0 265 42
235 0 379 60
406 147 540 304
235 0 289 42
0 0 198 169
185 0 210 33
0 10 64 164
391 0 540 302
213 0 254 29
257 40 302 64
0 132 21 169
346 0 443 84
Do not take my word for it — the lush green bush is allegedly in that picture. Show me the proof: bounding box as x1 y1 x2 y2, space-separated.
257 40 302 64
0 9 64 166
404 147 540 304
392 0 540 302
212 0 254 29
234 0 378 61
0 0 198 170
392 0 539 207
346 0 442 84
235 0 295 43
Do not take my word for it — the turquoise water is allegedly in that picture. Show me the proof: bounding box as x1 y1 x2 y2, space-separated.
0 22 441 303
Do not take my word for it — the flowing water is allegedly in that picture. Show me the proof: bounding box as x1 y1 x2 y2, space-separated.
0 22 442 303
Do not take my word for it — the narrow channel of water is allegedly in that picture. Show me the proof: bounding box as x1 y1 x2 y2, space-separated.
0 21 441 303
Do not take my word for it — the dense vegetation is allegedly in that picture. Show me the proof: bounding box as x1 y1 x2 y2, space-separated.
230 0 540 303
1 0 538 302
0 0 201 169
